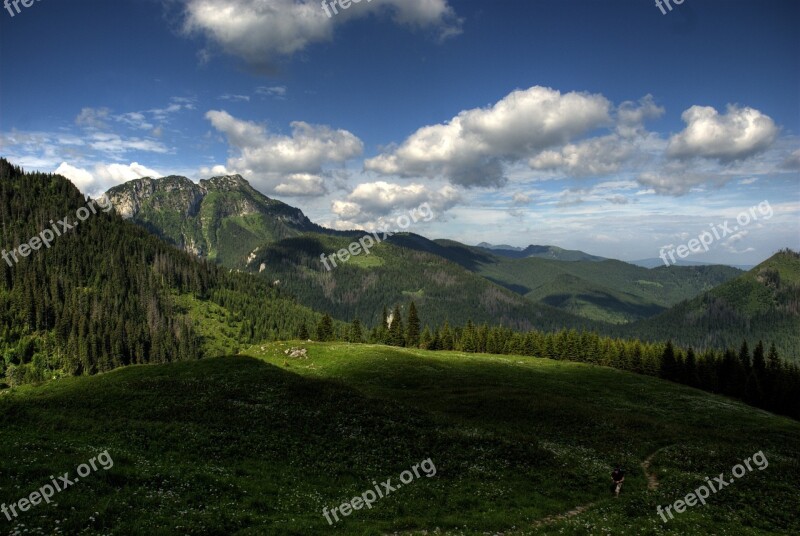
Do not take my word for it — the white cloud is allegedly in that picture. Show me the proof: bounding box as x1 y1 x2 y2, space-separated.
275 173 327 196
54 161 161 196
365 86 613 187
616 95 664 138
529 134 635 177
205 109 363 196
667 105 778 162
181 0 461 70
54 162 95 191
331 180 461 224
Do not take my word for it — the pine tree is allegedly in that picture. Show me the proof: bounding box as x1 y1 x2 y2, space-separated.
298 322 309 340
316 314 334 342
389 305 405 347
419 326 433 349
349 318 363 343
660 341 678 380
406 301 420 348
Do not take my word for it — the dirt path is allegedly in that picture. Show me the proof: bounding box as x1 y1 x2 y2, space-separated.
527 445 671 531
641 445 672 491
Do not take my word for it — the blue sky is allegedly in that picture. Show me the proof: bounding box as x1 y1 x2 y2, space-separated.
1 0 798 264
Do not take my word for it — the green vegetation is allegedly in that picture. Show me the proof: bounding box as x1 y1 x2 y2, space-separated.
1 344 797 534
471 256 741 324
628 250 800 358
248 233 594 331
0 160 334 386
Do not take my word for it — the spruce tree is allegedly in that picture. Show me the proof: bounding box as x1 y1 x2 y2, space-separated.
406 301 420 348
349 319 363 343
316 314 334 342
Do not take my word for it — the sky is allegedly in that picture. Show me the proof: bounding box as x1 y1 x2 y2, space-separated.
1 0 798 265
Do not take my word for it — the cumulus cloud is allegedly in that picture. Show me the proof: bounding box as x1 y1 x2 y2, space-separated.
616 95 664 138
205 109 363 196
529 135 635 177
181 0 461 70
365 86 612 187
528 96 663 177
55 161 161 196
667 105 778 162
330 180 461 226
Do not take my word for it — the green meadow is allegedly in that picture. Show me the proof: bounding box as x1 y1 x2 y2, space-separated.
1 343 798 535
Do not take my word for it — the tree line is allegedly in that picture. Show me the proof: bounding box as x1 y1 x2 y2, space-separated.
312 301 800 420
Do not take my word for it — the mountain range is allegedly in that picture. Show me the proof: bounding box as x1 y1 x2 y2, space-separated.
102 172 799 356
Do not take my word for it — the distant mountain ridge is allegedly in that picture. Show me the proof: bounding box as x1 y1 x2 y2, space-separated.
631 257 755 270
475 243 606 262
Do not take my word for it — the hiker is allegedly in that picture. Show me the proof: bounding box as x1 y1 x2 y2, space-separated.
611 466 625 497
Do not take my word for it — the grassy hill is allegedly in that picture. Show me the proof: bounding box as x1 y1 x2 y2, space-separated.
1 343 798 535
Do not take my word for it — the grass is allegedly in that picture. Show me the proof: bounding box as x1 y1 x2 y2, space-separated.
1 343 798 535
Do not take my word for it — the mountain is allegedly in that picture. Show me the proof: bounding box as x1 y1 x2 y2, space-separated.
106 174 323 265
475 242 524 251
631 257 755 270
475 243 606 262
626 250 800 357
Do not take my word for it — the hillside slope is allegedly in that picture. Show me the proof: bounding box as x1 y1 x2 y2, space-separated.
626 250 800 357
1 344 797 535
244 232 597 331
